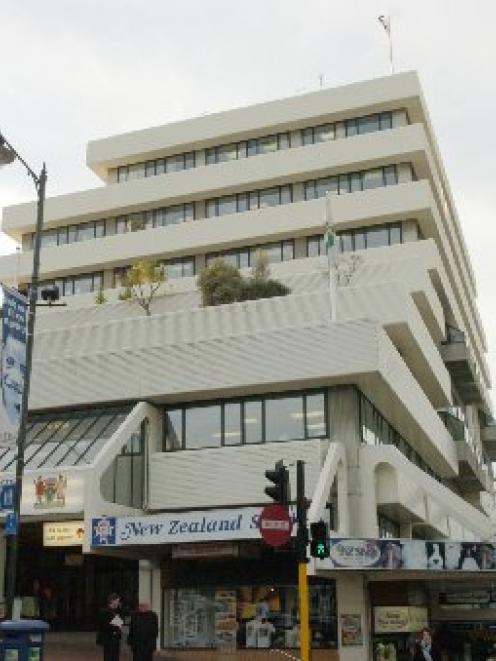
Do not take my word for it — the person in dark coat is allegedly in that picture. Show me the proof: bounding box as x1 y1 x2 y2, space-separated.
96 593 123 661
127 602 159 661
412 629 441 661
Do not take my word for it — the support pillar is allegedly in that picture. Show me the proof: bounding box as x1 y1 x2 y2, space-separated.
0 532 6 618
138 559 161 646
336 574 370 661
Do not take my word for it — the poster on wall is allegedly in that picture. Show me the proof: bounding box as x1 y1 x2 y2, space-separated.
340 614 363 646
0 473 85 517
0 286 27 450
374 606 428 634
324 538 496 572
214 590 237 649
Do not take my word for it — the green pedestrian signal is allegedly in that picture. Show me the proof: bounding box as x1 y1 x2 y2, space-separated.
310 520 330 559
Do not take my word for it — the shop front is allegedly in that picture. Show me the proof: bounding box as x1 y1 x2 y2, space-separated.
91 507 339 660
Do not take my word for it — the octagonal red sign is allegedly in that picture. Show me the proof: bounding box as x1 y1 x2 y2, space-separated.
259 504 293 547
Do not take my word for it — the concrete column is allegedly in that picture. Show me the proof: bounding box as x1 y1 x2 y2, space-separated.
290 130 302 148
195 200 206 221
335 122 346 139
195 149 206 167
0 532 5 617
138 559 162 647
336 574 370 661
392 109 409 128
402 219 419 242
106 217 117 237
294 238 307 260
397 163 414 183
292 182 305 203
103 269 114 290
196 254 207 274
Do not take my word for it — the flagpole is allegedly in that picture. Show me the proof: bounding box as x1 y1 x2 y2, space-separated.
325 193 338 322
378 15 394 75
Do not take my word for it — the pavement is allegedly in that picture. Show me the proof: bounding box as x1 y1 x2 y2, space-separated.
45 632 133 660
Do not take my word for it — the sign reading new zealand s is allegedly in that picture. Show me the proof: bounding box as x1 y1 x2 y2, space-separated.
91 506 297 547
0 287 27 449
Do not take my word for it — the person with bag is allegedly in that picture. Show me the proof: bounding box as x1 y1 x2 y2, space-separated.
96 593 124 661
127 602 159 661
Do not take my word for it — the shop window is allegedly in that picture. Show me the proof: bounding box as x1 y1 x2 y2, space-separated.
163 583 337 650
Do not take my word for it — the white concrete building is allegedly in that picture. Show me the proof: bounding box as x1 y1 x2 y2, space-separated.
0 71 495 660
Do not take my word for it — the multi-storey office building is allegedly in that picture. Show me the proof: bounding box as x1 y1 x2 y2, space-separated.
0 71 495 659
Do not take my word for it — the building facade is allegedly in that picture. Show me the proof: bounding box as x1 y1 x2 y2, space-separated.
0 71 495 660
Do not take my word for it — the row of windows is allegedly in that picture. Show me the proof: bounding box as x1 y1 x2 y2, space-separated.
114 256 196 287
110 110 395 183
115 203 195 234
206 240 295 269
206 185 292 218
302 111 393 146
165 390 327 451
35 220 106 248
307 222 403 257
359 392 442 482
38 272 103 297
116 151 195 182
304 165 401 200
28 161 410 253
206 132 291 164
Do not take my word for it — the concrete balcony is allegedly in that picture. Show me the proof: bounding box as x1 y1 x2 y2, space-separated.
439 409 494 493
440 326 488 407
481 421 496 460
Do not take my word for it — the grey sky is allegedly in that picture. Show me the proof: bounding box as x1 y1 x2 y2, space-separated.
1 0 496 394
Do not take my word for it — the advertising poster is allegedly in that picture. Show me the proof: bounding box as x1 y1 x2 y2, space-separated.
0 286 27 450
214 590 237 648
326 538 496 572
340 614 363 646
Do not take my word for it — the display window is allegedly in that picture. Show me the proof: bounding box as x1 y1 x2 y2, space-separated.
163 582 336 650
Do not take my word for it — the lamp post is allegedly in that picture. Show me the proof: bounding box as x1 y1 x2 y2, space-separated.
0 132 46 619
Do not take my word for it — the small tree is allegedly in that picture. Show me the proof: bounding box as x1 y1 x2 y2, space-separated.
120 259 166 316
198 259 243 306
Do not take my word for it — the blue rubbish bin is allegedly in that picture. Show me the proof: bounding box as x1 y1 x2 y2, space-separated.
0 620 50 661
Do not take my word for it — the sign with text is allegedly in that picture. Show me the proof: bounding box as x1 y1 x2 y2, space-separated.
259 504 292 547
374 606 428 633
91 506 297 547
0 472 85 516
43 521 85 547
320 538 496 571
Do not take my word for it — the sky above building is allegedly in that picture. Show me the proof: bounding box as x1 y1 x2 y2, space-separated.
1 0 496 397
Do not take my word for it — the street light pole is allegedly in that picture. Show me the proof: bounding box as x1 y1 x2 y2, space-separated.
0 132 46 619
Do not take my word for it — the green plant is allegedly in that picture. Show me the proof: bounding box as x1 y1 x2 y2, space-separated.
94 288 107 305
198 254 290 307
119 260 166 315
198 259 243 306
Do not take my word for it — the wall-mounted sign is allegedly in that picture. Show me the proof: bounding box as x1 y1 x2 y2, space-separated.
440 591 491 605
374 607 428 633
320 538 496 572
340 614 363 646
91 506 297 547
43 521 85 547
0 472 85 516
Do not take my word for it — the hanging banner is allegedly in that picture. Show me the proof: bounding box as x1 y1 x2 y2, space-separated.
0 286 27 449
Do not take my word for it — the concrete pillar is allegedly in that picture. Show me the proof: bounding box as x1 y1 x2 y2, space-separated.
290 130 302 148
392 109 409 128
138 559 161 647
397 163 414 184
402 219 419 242
195 200 206 221
294 237 307 260
292 182 305 203
336 574 370 661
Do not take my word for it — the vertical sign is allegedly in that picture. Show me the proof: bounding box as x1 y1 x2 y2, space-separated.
0 286 27 449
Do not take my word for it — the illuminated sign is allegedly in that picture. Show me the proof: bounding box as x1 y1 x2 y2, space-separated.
43 521 85 547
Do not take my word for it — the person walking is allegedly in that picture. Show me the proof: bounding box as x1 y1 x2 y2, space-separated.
97 593 123 661
127 602 159 661
413 628 441 661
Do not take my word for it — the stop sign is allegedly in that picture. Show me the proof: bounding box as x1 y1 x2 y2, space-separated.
259 504 293 547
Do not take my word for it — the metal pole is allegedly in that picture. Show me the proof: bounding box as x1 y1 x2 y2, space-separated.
5 164 46 619
296 460 311 661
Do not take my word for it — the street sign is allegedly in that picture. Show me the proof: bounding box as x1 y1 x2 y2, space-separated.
4 511 18 536
259 504 292 547
0 484 16 511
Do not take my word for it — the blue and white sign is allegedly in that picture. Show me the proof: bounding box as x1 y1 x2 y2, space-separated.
4 510 18 536
92 517 116 545
0 286 27 449
0 483 16 510
91 506 297 547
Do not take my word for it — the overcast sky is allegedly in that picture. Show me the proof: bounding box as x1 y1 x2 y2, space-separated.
1 0 496 395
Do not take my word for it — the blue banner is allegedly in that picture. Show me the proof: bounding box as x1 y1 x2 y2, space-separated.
0 286 27 449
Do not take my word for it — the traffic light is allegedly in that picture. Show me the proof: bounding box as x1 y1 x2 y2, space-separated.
264 460 289 505
310 519 330 559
